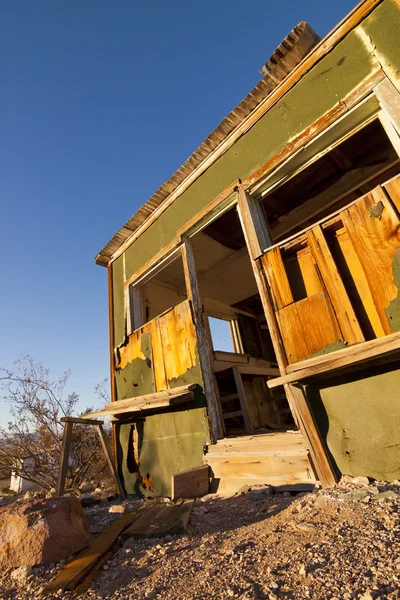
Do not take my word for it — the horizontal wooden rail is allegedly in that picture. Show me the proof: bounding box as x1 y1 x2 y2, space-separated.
267 331 400 388
81 384 200 419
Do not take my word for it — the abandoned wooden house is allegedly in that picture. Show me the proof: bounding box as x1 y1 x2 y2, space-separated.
88 0 400 497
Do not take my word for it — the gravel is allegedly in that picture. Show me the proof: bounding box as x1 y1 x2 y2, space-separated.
0 478 399 600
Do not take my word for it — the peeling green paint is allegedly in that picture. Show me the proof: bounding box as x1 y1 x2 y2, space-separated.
115 332 153 399
309 340 348 359
117 395 210 497
306 363 400 481
385 251 400 332
112 256 125 349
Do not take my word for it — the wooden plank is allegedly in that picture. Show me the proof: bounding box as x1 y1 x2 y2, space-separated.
123 500 193 540
235 365 280 376
172 465 210 500
181 238 223 441
237 187 271 259
375 78 400 136
232 366 253 434
334 227 385 337
149 319 168 392
297 250 323 296
60 417 104 426
384 175 400 214
261 247 293 309
100 384 197 412
267 333 400 388
213 351 249 364
97 424 125 496
269 330 400 387
108 263 118 478
43 511 138 593
307 225 364 344
341 186 400 334
56 421 73 497
84 391 196 419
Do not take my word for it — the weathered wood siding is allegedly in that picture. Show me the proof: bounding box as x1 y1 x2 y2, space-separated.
261 176 400 363
115 299 201 400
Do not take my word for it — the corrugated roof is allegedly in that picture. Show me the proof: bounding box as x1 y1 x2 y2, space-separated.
96 22 320 267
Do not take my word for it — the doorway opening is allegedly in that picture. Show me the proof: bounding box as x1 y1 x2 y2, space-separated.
189 205 295 437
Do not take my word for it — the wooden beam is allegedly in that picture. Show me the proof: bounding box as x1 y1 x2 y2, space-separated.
108 263 118 481
237 187 271 259
60 417 104 426
268 330 400 388
375 78 400 136
56 420 73 497
82 389 197 420
96 424 125 496
172 464 210 500
181 238 224 441
232 366 252 434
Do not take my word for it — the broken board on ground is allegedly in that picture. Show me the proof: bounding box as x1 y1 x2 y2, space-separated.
122 500 193 540
43 500 193 594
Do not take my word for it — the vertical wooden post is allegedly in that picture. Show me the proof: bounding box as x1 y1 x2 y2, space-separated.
181 238 224 442
108 263 121 492
96 424 126 497
56 420 73 497
236 185 337 487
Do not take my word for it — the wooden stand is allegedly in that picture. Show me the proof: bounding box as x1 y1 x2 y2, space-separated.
56 417 125 498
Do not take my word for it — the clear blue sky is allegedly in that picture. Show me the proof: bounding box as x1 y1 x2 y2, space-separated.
0 0 356 425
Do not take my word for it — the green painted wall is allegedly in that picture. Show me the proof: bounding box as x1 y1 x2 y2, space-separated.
121 21 381 284
363 0 400 82
306 363 400 481
117 396 210 497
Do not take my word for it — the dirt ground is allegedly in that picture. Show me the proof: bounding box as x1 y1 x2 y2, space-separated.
1 480 400 600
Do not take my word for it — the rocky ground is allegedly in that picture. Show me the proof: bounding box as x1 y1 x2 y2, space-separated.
1 478 400 600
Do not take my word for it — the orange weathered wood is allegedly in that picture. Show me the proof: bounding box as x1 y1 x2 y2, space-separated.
307 225 364 344
341 185 400 334
277 292 342 363
261 247 293 309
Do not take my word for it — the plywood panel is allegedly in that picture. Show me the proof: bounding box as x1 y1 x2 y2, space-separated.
278 292 342 363
307 225 364 344
158 300 198 385
262 247 293 309
341 186 400 334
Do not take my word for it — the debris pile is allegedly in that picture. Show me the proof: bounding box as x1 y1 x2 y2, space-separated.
0 477 399 599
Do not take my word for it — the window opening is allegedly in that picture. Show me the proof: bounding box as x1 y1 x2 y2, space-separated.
127 252 187 334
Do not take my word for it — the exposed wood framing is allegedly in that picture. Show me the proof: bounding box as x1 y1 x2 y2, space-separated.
55 420 73 497
237 187 337 488
268 331 400 388
56 417 125 498
181 238 223 441
237 189 271 259
108 264 119 480
375 77 400 136
102 2 384 267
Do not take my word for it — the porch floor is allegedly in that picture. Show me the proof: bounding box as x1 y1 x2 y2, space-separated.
203 431 317 496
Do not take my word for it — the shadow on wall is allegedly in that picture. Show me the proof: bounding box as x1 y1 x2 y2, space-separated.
305 362 400 481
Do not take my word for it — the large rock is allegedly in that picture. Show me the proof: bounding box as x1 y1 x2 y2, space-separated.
0 497 90 569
